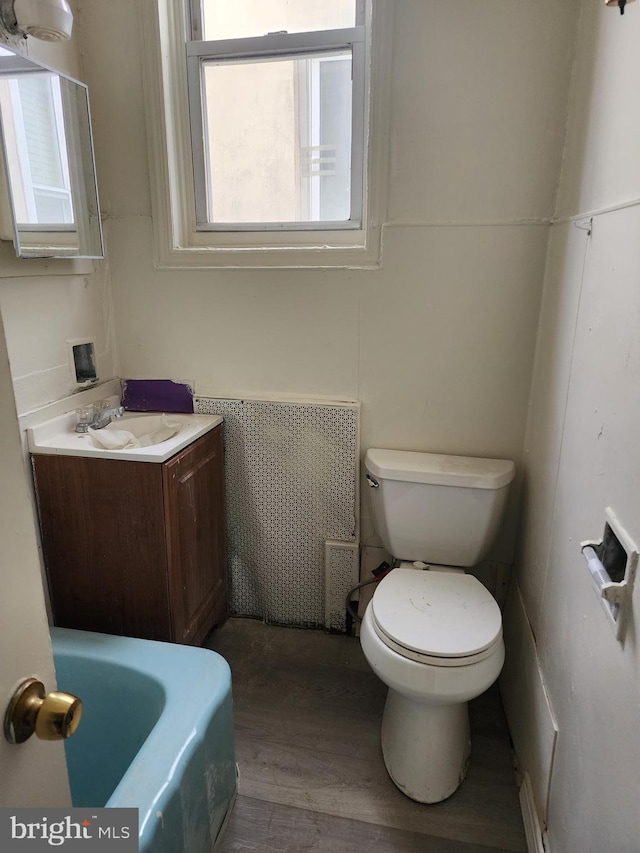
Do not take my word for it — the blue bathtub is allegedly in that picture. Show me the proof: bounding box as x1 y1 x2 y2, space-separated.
51 627 237 852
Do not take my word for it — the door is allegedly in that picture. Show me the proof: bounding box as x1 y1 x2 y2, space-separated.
0 310 71 805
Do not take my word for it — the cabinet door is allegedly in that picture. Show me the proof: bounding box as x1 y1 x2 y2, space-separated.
34 455 172 640
163 426 227 645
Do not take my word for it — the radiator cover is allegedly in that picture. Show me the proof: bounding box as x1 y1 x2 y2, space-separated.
195 397 359 628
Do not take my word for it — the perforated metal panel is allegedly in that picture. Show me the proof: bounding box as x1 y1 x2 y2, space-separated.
195 397 359 628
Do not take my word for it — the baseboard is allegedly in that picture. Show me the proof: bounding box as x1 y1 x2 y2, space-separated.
519 772 547 853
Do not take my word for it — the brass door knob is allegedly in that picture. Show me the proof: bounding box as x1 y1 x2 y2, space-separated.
4 678 82 744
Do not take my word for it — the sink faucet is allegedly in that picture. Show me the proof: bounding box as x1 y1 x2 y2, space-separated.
75 406 125 433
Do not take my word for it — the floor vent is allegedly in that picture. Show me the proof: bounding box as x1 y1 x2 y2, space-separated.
325 540 360 632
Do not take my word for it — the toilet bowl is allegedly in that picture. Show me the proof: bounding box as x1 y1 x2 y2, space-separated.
361 448 514 803
360 567 505 803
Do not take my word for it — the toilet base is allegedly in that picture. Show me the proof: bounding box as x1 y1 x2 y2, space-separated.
380 688 471 803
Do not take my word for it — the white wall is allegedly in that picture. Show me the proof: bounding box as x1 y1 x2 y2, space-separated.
0 262 116 413
75 0 577 573
0 10 116 415
506 3 640 851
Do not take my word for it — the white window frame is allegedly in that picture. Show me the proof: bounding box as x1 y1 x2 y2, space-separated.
140 0 392 269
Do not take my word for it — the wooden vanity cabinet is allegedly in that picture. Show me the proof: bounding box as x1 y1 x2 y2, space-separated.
32 425 227 646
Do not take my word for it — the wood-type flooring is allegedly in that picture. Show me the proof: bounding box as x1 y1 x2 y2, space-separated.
206 618 526 853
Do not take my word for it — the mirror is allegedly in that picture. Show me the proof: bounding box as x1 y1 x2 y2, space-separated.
0 43 103 258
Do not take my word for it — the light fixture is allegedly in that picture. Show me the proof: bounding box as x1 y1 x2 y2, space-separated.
0 0 73 41
605 0 636 14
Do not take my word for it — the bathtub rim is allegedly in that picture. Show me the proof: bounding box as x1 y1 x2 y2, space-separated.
50 626 237 850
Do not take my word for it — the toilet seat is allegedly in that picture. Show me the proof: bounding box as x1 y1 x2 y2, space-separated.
371 569 502 668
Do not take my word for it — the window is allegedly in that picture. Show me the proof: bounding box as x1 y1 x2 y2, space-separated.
143 0 391 267
187 1 365 231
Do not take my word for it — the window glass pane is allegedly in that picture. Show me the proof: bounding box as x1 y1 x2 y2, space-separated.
200 0 356 41
317 57 352 221
201 50 352 224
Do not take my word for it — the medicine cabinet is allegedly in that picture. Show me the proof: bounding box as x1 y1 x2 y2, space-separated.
0 42 103 258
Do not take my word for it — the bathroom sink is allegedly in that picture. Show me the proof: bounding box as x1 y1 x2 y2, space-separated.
27 409 223 463
104 414 172 438
86 414 186 451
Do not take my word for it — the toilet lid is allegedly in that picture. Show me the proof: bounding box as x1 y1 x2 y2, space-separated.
371 569 502 659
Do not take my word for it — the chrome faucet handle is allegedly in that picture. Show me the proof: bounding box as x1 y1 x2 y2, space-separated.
74 403 125 432
90 406 125 430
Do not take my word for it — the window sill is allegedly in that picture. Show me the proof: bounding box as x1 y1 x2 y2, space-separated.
153 236 382 270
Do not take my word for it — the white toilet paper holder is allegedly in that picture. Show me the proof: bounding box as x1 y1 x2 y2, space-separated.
581 507 638 641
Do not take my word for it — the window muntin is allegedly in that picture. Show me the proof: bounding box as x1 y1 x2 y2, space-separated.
186 3 366 232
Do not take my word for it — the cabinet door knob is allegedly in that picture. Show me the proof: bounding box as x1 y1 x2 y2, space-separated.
4 678 82 744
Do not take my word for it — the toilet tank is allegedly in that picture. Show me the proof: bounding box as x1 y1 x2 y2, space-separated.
365 449 515 567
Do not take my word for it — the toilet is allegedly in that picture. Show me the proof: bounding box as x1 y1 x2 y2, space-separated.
360 448 515 804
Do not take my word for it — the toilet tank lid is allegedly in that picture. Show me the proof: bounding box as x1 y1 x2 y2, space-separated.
365 449 515 489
